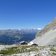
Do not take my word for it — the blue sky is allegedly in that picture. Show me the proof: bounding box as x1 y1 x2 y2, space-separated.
0 0 56 29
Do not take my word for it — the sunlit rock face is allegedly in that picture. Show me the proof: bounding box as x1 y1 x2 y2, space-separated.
33 29 56 46
33 19 56 46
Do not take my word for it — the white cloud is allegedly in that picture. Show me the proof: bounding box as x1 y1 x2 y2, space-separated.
37 28 42 30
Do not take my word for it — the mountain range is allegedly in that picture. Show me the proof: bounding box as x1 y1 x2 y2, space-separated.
0 29 37 45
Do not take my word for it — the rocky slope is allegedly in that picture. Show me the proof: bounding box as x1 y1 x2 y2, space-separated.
33 19 56 46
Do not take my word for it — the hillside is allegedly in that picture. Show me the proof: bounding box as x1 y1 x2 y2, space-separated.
36 19 56 37
33 18 56 46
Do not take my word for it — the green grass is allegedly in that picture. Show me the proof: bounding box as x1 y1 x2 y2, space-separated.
50 47 56 56
1 45 56 56
0 45 39 55
50 47 56 52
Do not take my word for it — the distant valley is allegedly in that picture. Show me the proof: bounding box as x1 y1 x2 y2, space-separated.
0 29 37 45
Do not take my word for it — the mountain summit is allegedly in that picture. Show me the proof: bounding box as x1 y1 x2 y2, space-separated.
33 18 56 46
